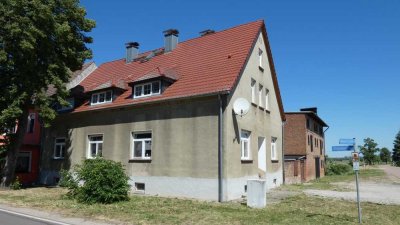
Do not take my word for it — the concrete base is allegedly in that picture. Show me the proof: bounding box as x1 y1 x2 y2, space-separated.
247 179 266 208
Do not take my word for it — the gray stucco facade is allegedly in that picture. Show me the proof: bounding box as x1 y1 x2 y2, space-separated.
40 31 284 201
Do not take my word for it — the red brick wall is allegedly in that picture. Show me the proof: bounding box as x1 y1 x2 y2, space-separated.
284 160 302 184
284 114 306 155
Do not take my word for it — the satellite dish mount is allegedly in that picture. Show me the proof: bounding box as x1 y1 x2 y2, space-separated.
233 98 250 117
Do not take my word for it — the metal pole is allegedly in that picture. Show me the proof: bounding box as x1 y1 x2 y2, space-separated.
354 138 361 223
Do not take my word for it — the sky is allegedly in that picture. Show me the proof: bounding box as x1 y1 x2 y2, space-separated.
80 0 400 158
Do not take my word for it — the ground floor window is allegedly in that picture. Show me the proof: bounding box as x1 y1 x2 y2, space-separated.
132 132 152 159
271 137 277 160
16 151 31 173
54 138 66 159
241 130 251 160
88 135 103 158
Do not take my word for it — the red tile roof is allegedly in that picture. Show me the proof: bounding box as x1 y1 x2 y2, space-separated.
74 20 285 121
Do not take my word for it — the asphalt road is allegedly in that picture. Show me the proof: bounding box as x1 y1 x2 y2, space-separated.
0 209 69 225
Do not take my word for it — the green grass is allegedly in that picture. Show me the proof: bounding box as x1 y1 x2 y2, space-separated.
0 185 398 225
282 168 386 192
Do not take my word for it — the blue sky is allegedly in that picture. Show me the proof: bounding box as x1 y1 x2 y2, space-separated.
80 0 400 157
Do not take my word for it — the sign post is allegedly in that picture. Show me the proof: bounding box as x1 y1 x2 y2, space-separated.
333 138 362 223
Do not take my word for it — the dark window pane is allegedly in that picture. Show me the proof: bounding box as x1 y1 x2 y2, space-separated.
16 154 30 173
134 141 142 157
152 82 160 94
106 91 112 101
135 133 152 139
145 140 151 157
99 93 105 102
97 143 102 157
135 86 142 96
92 94 98 103
144 84 151 95
91 143 97 156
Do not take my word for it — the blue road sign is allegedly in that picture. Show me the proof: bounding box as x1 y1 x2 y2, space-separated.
339 138 355 145
332 145 355 151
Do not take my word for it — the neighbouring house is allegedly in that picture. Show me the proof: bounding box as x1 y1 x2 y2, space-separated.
284 107 328 184
39 20 286 201
0 62 96 185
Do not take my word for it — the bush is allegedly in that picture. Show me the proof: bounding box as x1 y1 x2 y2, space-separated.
10 176 21 190
326 162 352 175
61 158 130 204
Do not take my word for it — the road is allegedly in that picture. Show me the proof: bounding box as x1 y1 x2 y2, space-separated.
0 208 69 225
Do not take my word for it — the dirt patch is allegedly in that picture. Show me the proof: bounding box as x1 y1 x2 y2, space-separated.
304 166 400 205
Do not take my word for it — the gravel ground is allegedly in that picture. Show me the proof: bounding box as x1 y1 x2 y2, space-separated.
304 165 400 205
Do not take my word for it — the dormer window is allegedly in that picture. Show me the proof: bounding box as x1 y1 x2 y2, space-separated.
57 98 75 112
133 81 161 98
91 90 112 105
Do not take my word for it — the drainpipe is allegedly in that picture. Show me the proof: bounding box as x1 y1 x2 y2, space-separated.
323 126 330 161
281 121 286 184
218 94 223 202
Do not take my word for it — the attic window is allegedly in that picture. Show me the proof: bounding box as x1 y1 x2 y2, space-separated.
133 81 161 99
91 90 112 105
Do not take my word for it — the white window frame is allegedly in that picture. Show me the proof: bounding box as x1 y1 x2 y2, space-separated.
27 113 36 133
87 134 103 159
241 130 251 160
133 81 161 99
271 137 277 160
251 79 256 104
265 88 270 111
131 132 152 159
54 137 66 159
258 48 263 68
258 84 264 107
91 90 113 105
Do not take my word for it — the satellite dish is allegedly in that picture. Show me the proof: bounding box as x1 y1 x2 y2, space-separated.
233 98 250 117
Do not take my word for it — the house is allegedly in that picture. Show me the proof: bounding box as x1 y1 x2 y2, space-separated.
284 108 328 183
39 20 286 201
0 62 96 185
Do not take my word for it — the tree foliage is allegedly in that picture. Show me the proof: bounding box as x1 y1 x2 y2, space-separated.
393 130 400 166
0 0 95 186
379 147 391 164
358 138 379 165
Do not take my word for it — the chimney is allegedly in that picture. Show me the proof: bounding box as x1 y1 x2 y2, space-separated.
126 42 139 63
300 107 318 114
199 29 215 36
163 29 179 53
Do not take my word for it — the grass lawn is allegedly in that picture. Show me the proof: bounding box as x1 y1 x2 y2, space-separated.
0 183 398 225
282 168 385 192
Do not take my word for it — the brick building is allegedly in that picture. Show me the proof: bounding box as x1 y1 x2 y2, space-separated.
284 108 328 183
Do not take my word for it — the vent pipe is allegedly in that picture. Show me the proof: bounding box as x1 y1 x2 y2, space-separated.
199 29 215 36
163 29 179 53
126 42 139 63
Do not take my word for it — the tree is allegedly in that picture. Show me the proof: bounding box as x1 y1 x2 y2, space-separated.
393 130 400 166
358 138 379 165
0 0 95 187
379 147 391 164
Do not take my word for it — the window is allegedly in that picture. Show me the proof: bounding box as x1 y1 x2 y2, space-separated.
135 182 145 192
258 84 264 107
27 113 35 133
310 135 313 152
132 132 152 159
57 98 75 111
306 119 310 129
88 135 103 158
54 138 66 159
133 81 161 98
271 137 277 160
308 135 310 145
251 79 256 104
240 130 251 160
15 152 31 173
258 48 263 68
265 88 270 110
91 90 112 105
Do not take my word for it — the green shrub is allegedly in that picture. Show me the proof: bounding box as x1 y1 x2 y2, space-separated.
63 158 130 204
326 162 352 175
10 176 22 190
59 169 79 197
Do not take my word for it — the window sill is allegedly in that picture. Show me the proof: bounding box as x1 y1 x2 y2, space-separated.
271 159 279 163
258 66 264 72
251 102 257 107
53 158 65 160
129 158 152 163
265 109 270 114
258 106 265 110
241 159 253 164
